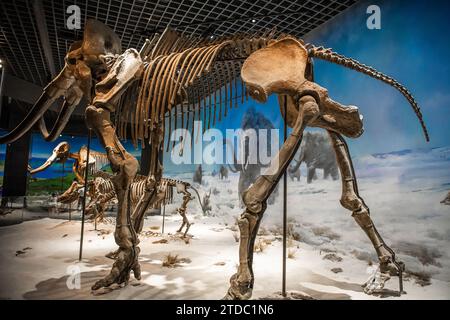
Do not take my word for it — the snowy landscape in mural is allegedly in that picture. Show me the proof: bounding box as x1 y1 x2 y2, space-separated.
1 143 449 299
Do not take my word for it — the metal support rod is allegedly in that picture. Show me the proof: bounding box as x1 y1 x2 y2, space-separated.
61 161 65 194
79 129 91 261
161 203 166 234
0 63 5 116
282 97 288 297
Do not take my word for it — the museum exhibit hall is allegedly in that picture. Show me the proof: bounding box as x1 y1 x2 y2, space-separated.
0 0 449 304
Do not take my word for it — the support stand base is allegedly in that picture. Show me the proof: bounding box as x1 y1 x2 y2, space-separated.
259 291 314 300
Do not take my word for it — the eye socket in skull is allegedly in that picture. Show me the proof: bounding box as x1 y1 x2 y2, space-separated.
65 39 83 65
67 57 77 65
54 141 71 162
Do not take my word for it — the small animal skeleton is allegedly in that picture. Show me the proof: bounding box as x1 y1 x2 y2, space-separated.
1 20 429 298
87 171 203 237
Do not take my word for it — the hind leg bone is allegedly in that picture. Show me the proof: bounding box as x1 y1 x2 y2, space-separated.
224 95 319 299
328 131 405 295
176 187 193 237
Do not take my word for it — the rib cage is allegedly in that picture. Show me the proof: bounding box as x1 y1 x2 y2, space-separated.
92 172 189 208
116 30 277 149
307 45 429 142
93 176 115 204
116 30 428 151
77 147 111 175
87 150 110 175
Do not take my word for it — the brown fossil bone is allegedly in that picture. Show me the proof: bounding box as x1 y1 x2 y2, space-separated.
28 141 111 203
87 171 203 237
29 142 70 174
3 19 428 298
57 181 84 204
0 64 81 144
223 37 420 299
29 142 109 182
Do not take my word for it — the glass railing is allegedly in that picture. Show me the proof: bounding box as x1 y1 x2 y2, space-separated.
0 195 118 226
0 194 163 227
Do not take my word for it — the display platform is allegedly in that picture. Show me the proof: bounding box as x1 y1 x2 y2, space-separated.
1 169 449 300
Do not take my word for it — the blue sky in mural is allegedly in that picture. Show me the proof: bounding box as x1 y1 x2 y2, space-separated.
304 0 450 156
28 134 142 179
30 134 142 159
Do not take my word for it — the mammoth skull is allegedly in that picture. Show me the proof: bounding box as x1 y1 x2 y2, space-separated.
0 20 121 144
29 141 71 174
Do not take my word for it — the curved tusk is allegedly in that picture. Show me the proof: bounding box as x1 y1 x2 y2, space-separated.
29 153 57 174
38 99 78 142
0 92 56 144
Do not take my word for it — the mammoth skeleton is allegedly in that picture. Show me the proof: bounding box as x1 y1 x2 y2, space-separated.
28 141 202 236
0 19 429 298
28 141 109 203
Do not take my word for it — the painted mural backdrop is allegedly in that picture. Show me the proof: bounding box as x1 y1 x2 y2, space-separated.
291 0 450 288
304 0 450 155
161 0 450 185
27 134 142 196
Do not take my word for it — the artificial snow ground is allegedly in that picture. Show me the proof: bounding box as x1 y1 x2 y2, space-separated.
0 146 449 300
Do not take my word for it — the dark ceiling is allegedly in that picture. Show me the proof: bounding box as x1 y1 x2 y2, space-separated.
0 0 357 88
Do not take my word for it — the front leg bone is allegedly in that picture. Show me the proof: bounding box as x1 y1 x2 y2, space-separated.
87 108 140 290
86 49 143 291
